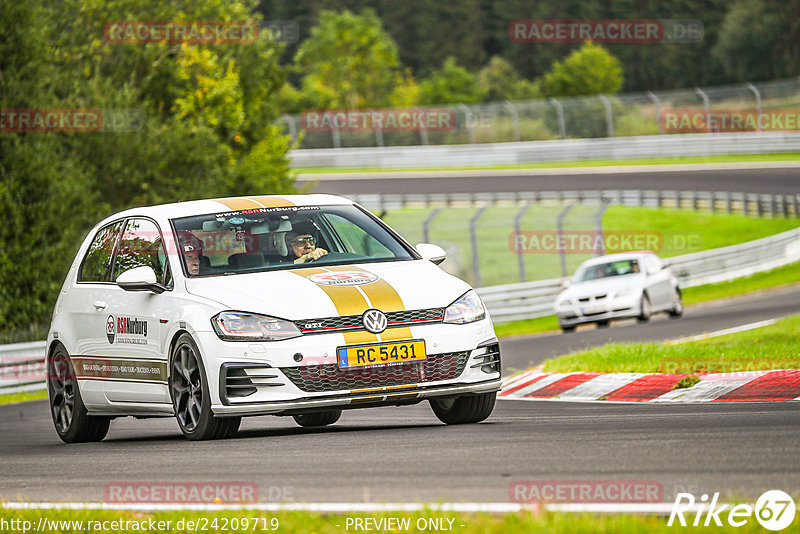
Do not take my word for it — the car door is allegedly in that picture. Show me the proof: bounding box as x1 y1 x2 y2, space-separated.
100 217 170 404
645 256 672 310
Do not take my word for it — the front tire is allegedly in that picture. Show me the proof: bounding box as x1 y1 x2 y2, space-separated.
169 334 241 441
637 294 652 323
669 289 684 318
48 347 110 443
293 410 342 427
430 392 496 425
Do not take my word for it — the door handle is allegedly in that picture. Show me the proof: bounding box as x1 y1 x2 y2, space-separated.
93 301 107 310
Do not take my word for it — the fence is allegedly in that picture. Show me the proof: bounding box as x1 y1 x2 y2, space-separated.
477 226 800 323
282 77 800 150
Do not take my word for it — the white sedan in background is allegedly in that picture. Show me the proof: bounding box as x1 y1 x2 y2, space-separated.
554 251 683 333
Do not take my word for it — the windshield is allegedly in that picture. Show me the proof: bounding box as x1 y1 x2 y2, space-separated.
170 205 416 277
575 259 641 282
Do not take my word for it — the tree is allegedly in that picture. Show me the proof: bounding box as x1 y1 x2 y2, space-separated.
478 56 540 102
419 57 485 105
294 9 402 109
543 42 623 98
712 0 800 82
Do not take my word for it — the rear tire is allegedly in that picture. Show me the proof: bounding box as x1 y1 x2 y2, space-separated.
170 334 241 441
48 347 110 443
430 392 496 425
668 289 684 318
637 294 651 323
596 320 610 328
560 324 576 334
293 409 342 427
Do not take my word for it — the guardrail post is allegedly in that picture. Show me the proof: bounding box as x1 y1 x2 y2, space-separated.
646 91 663 134
745 82 763 132
374 113 385 147
695 88 711 132
513 204 532 282
470 207 488 287
726 191 732 214
783 195 790 218
422 207 442 243
331 120 341 149
756 194 763 217
281 114 297 145
594 200 611 256
794 194 799 218
459 104 477 144
416 107 429 145
599 94 614 137
692 191 699 211
770 194 777 218
504 101 521 142
556 203 575 278
710 192 716 213
549 98 566 139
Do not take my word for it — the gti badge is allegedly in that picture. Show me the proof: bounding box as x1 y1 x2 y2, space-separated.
362 309 388 334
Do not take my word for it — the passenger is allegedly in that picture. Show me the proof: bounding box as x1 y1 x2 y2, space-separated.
286 221 328 264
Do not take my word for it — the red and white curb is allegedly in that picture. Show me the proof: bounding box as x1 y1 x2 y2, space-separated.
500 369 800 403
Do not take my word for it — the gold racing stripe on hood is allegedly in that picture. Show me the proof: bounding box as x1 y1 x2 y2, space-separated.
321 266 413 342
213 196 295 210
291 266 378 344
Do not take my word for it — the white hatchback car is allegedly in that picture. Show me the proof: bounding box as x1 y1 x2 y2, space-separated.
554 251 683 333
46 195 501 442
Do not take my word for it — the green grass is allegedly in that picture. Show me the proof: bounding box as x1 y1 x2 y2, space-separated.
494 260 800 338
293 153 800 173
0 507 789 533
0 389 47 406
541 314 800 374
382 204 798 287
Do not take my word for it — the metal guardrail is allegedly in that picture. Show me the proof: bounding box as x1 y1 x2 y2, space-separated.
477 226 800 323
0 341 47 394
351 190 800 218
2 228 799 392
289 132 800 169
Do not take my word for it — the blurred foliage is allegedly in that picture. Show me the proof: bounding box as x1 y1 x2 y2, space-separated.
0 0 295 334
419 57 486 106
294 9 403 109
543 43 624 98
478 57 541 102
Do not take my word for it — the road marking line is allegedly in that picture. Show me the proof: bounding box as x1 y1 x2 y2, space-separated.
664 318 779 344
0 501 708 515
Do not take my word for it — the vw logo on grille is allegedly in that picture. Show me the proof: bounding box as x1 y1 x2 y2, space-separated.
362 309 388 333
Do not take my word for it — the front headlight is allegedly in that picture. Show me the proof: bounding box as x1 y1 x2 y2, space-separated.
443 290 486 324
212 312 302 341
558 298 573 306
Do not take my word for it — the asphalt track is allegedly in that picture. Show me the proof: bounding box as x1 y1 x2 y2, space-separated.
299 165 800 195
1 287 798 504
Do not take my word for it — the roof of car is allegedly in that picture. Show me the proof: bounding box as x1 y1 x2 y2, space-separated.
97 194 355 225
578 251 657 267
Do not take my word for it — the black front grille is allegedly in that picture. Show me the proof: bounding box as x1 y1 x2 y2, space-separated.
281 351 469 393
295 308 445 335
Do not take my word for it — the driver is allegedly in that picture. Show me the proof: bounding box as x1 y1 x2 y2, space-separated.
178 232 204 275
286 220 328 264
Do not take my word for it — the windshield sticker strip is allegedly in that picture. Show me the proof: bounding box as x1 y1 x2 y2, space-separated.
249 195 296 207
291 267 378 344
322 266 413 342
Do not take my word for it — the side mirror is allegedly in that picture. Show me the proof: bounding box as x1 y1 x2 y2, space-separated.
415 243 447 265
559 278 572 289
116 266 165 294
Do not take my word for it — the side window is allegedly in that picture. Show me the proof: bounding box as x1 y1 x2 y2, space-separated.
112 219 167 283
79 221 124 282
325 214 394 258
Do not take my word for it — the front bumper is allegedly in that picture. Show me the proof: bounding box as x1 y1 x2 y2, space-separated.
193 318 501 416
555 294 640 327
